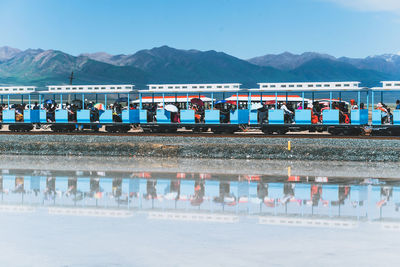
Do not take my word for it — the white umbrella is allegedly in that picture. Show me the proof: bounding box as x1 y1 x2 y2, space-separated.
250 103 263 110
165 104 178 112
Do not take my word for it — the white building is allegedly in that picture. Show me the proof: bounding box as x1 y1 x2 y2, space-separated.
256 81 362 91
46 84 135 93
146 83 241 92
0 86 37 94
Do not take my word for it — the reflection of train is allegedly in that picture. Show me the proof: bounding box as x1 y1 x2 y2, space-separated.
2 170 400 225
0 81 399 135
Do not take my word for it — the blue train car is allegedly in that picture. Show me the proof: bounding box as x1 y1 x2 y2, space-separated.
249 81 369 135
39 84 136 132
0 86 39 131
137 83 247 133
371 82 400 135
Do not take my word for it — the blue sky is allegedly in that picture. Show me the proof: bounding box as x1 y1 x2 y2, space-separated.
0 0 399 58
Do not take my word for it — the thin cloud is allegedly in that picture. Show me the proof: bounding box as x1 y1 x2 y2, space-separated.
324 0 400 13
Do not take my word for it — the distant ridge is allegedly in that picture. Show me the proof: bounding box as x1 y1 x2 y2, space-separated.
0 45 398 88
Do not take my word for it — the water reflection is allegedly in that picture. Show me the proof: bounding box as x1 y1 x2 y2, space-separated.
1 168 400 229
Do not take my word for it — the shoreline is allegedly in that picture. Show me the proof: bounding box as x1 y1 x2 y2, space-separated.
0 134 398 161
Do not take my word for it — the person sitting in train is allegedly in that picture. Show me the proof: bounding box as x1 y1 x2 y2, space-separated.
257 105 268 124
376 103 390 123
280 102 294 123
46 104 56 122
15 104 24 122
112 102 122 122
396 100 400 110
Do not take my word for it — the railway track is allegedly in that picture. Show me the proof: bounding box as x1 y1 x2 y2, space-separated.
0 130 399 139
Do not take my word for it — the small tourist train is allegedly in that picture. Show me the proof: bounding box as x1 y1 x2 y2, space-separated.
0 81 398 135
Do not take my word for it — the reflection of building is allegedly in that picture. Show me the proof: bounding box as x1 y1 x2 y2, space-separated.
0 170 400 228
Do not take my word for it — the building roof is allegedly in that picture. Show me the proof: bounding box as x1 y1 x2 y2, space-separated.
0 86 37 95
255 81 364 92
45 84 135 94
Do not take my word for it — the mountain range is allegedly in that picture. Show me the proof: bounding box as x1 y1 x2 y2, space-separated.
0 45 399 89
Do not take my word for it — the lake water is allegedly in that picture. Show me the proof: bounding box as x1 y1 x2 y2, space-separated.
0 155 400 266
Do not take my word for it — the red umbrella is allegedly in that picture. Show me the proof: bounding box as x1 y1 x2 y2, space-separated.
190 98 204 107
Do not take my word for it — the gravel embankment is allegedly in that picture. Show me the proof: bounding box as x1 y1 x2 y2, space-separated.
0 135 399 161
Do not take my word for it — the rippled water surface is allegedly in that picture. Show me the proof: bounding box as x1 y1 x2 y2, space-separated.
0 156 400 267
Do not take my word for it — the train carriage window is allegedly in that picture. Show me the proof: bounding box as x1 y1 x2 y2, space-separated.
324 84 330 87
94 87 99 90
385 83 392 87
207 86 212 88
353 83 358 87
13 88 18 91
175 86 180 89
335 84 341 87
168 86 173 89
233 85 239 88
281 85 286 88
395 83 400 86
308 84 313 87
4 89 9 91
262 85 268 88
270 85 276 88
19 88 24 91
110 87 115 90
316 84 322 87
88 87 93 90
79 87 83 90
192 86 198 89
66 88 71 90
101 87 106 90
151 86 157 89
72 87 77 90
158 86 163 89
183 86 187 89
125 86 131 89
200 86 205 89
344 84 350 87
57 88 62 90
296 85 302 87
117 87 122 89
289 85 294 88
217 86 222 88
224 85 229 88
